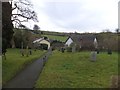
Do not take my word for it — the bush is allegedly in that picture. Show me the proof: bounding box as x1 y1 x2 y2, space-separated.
13 29 35 49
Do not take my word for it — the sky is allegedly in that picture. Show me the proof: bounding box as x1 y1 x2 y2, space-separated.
23 0 119 33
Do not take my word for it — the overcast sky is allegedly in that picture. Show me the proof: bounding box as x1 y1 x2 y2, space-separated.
25 0 119 33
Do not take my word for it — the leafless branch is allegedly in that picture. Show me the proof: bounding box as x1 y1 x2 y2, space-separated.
12 14 33 20
20 1 31 6
12 3 17 10
11 0 38 26
12 18 28 22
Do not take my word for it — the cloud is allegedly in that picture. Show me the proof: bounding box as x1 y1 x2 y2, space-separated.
30 0 118 33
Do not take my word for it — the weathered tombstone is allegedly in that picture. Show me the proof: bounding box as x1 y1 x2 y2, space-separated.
72 45 76 52
29 50 32 55
97 50 99 54
91 51 97 62
61 47 64 53
20 49 24 56
108 49 112 55
58 48 61 51
22 52 24 56
95 49 99 54
25 46 30 57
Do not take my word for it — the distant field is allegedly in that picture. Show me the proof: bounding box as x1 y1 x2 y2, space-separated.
41 35 68 42
35 51 118 88
2 48 46 85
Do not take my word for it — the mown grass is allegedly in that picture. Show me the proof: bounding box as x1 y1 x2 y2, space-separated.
2 48 46 85
41 35 68 42
35 51 118 88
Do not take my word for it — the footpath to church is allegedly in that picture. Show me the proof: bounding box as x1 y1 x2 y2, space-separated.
3 49 52 88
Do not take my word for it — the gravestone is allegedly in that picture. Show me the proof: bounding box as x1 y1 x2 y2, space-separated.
20 49 24 56
91 51 97 62
29 50 32 55
97 50 99 54
95 49 99 54
108 49 112 55
26 46 29 57
61 47 64 53
72 45 76 52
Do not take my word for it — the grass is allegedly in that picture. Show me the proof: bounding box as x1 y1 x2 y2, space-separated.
41 35 68 42
35 51 118 88
2 48 46 85
0 56 2 87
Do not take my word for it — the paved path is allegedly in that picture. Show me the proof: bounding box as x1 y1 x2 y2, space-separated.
3 49 52 88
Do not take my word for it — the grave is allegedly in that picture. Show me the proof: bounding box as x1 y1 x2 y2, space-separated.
108 49 112 55
61 47 65 53
90 51 97 62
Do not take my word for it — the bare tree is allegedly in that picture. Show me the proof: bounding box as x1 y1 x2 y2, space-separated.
33 24 40 30
11 0 38 27
33 24 40 34
115 28 120 34
2 0 38 58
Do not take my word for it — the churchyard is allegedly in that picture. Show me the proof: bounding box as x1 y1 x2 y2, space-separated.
2 0 119 88
2 32 119 88
2 48 46 85
35 50 118 88
2 31 119 88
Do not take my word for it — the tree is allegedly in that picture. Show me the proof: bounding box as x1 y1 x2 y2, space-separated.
2 2 13 57
14 30 23 48
115 28 120 34
33 24 40 34
33 24 40 30
2 0 38 57
97 32 118 51
11 0 38 27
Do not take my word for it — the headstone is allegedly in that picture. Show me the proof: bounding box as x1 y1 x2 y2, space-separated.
20 49 24 56
72 45 76 52
108 49 112 55
26 46 29 57
29 50 32 55
61 48 64 53
95 49 99 54
91 51 97 62
97 50 99 54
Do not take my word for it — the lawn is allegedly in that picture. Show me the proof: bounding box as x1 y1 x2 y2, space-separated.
35 51 118 88
2 48 46 85
41 35 68 42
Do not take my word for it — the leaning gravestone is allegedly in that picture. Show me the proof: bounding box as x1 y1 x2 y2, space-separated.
91 51 97 62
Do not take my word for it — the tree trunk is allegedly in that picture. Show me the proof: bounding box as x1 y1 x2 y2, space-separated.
11 37 15 48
